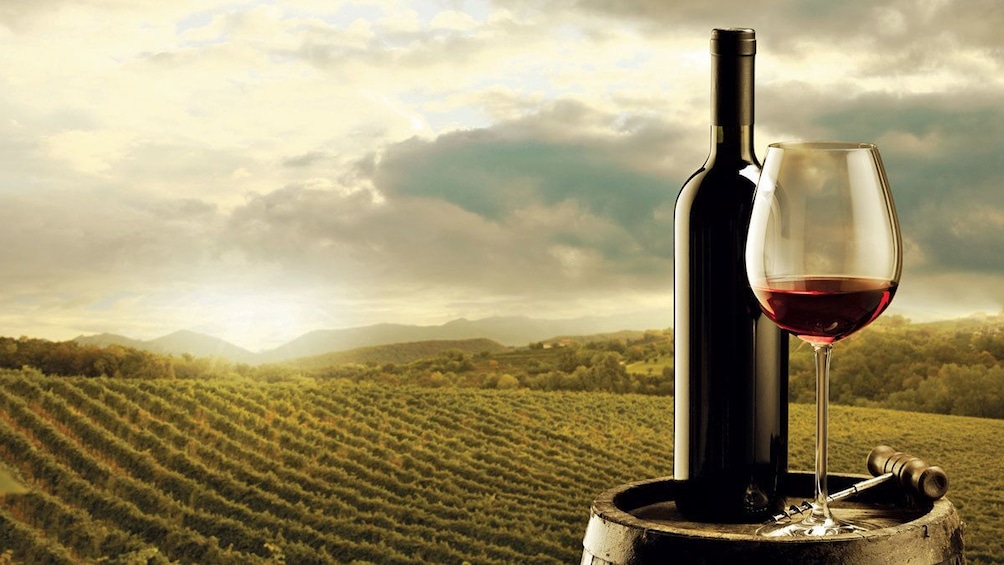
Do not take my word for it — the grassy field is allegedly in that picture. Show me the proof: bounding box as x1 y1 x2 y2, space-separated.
625 354 672 377
0 372 1000 563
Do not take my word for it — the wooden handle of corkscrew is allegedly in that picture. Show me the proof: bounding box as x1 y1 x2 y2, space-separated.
867 445 949 500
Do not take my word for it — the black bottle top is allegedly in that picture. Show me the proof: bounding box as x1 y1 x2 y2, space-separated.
711 28 755 127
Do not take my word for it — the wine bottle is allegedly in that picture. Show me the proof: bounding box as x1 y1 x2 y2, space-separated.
672 28 789 523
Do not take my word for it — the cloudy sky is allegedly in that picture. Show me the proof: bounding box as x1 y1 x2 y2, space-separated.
1 0 1002 350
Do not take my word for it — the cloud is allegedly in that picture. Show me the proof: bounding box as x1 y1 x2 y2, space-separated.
533 0 1004 52
0 189 219 283
0 0 1002 347
214 100 687 326
364 101 679 279
794 91 1004 276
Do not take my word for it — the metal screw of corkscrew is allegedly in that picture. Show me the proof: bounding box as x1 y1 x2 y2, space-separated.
767 445 950 523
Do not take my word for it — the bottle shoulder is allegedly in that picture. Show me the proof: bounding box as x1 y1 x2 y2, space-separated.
676 160 760 208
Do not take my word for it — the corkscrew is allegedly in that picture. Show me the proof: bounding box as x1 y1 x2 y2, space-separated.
767 445 949 523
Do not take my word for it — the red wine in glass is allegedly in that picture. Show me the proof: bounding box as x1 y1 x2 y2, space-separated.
752 276 898 345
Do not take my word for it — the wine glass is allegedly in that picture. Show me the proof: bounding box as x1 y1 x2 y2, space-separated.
745 142 903 536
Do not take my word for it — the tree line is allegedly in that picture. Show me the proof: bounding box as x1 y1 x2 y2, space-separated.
804 315 1004 419
2 315 1004 419
309 332 673 396
0 337 281 381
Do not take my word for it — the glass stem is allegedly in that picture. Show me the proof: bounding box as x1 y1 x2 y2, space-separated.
811 343 834 524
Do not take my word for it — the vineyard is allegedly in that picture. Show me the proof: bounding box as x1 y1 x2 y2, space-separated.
0 370 1002 563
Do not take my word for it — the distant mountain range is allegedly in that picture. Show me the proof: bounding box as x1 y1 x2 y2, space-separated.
74 330 263 364
73 312 669 365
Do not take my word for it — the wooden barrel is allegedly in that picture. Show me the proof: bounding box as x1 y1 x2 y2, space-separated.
581 472 965 565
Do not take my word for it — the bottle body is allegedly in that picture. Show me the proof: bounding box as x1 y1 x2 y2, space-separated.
672 29 788 523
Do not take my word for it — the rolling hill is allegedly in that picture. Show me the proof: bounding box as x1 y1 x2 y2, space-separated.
287 338 510 369
71 333 149 351
256 314 667 362
74 331 259 364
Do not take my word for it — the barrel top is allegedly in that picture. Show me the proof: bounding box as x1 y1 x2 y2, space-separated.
593 472 952 541
582 473 966 564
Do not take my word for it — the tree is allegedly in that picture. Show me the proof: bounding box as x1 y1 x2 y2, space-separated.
496 374 520 390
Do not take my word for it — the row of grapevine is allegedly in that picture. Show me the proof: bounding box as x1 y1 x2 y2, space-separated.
0 371 671 563
129 380 535 561
203 382 588 559
0 377 272 564
61 377 489 563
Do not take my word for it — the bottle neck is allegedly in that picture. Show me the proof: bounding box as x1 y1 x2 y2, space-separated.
711 46 754 127
709 34 754 162
710 125 756 161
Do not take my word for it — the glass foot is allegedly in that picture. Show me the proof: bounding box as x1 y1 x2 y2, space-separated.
757 510 871 537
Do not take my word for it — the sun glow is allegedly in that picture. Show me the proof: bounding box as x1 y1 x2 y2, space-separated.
178 287 326 352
